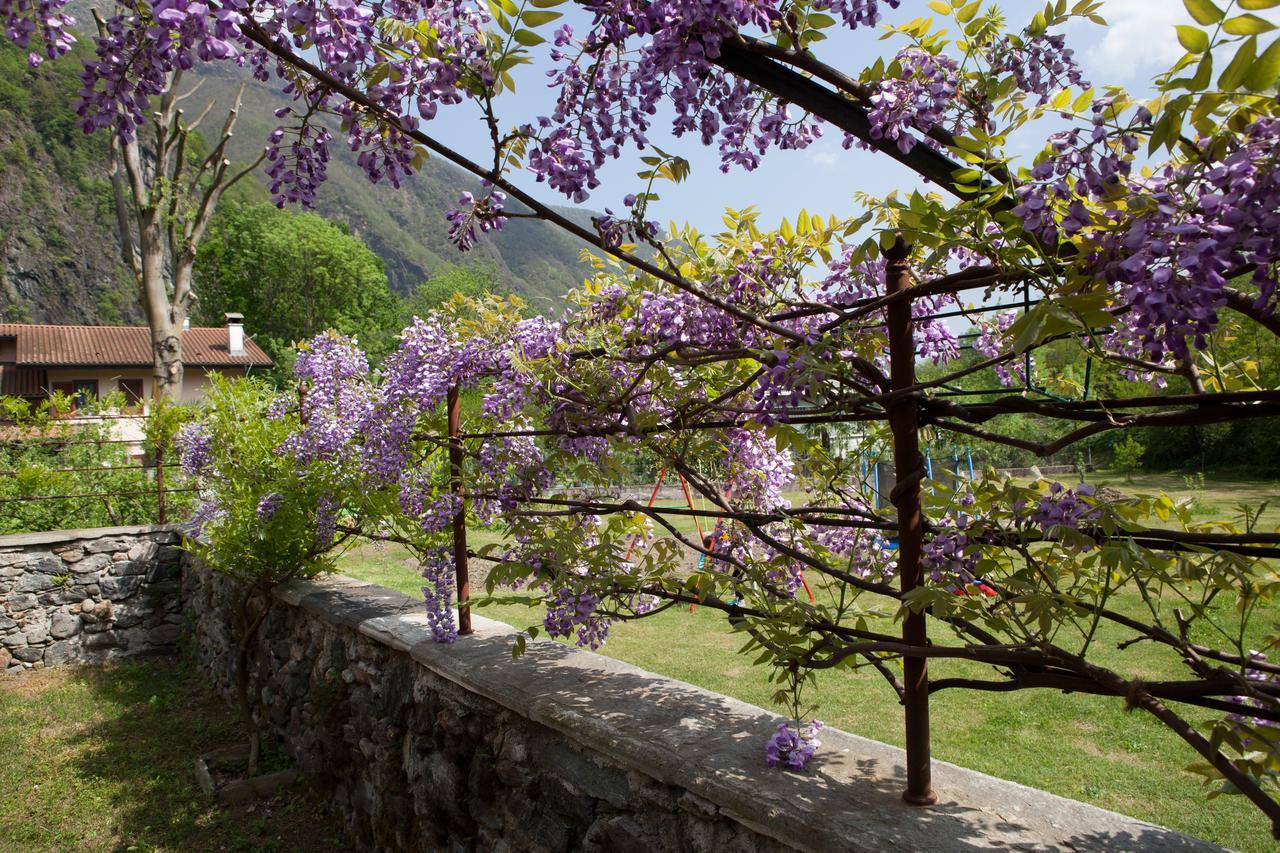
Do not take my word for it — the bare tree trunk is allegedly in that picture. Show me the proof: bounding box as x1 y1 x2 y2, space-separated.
137 214 186 399
95 13 263 401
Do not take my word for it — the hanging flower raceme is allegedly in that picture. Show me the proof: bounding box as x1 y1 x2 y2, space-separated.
972 311 1033 388
176 422 213 477
280 332 374 465
1032 482 1100 532
862 48 959 154
1014 105 1280 363
725 427 794 513
420 545 459 644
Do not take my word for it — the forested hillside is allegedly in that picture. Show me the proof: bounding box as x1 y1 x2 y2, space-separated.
0 43 596 324
0 44 135 323
182 62 599 304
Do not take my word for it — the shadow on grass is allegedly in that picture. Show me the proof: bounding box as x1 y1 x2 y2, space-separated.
1 657 348 853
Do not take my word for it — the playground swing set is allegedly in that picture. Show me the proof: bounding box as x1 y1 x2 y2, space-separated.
626 440 999 609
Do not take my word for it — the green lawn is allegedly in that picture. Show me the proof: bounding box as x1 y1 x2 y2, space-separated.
0 661 348 853
338 470 1280 852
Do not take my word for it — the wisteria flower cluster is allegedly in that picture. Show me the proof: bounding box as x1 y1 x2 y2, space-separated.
765 720 825 771
1032 482 1100 531
972 311 1032 388
176 422 212 477
421 545 459 644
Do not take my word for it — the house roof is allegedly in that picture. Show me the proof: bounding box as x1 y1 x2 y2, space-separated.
0 364 46 397
0 323 272 368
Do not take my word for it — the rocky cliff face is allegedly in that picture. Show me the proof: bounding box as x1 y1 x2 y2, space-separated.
0 41 596 327
0 48 138 324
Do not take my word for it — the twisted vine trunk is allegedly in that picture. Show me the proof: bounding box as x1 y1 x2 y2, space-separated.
233 586 273 778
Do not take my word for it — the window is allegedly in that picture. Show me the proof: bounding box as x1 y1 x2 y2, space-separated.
73 380 98 409
118 378 145 408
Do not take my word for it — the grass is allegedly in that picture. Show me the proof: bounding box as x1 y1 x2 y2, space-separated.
338 469 1280 852
0 659 348 853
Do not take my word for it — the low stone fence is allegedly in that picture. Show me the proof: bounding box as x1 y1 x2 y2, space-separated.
183 565 1217 852
0 525 185 673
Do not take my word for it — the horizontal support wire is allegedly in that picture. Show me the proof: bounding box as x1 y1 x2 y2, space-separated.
0 487 199 505
0 435 144 446
0 464 157 475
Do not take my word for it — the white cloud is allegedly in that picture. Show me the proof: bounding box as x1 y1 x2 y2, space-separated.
804 139 841 168
1079 0 1280 86
1081 0 1189 83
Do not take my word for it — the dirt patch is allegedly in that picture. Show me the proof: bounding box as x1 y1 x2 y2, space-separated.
0 665 69 698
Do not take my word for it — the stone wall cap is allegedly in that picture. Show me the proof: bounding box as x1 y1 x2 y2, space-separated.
0 525 182 549
257 570 1224 852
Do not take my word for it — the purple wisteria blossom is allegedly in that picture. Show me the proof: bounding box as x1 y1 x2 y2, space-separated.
543 585 611 649
725 427 793 513
765 720 824 770
255 492 282 522
1226 652 1280 734
176 422 212 477
447 190 508 251
314 494 339 549
1032 482 1100 531
421 545 459 644
973 312 1032 388
864 48 958 154
281 332 374 465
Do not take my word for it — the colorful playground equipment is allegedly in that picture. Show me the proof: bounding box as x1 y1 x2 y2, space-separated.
858 443 975 508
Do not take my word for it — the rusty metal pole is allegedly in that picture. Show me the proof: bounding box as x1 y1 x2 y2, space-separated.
447 386 473 635
885 236 937 806
155 445 167 524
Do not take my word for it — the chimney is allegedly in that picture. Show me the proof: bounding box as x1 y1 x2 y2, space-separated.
182 317 190 331
225 312 245 356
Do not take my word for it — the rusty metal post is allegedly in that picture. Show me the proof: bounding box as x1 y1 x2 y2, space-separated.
885 237 937 806
447 386 473 635
155 444 167 524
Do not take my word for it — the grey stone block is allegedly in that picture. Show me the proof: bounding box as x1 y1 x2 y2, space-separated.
0 615 15 632
100 575 144 600
85 537 129 554
83 630 126 650
108 560 147 577
13 647 43 663
146 559 182 584
127 542 157 561
25 555 63 575
43 640 76 666
6 593 37 611
148 624 182 645
50 611 81 639
39 588 87 606
15 573 56 593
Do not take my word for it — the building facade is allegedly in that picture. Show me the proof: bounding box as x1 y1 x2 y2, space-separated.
0 315 272 409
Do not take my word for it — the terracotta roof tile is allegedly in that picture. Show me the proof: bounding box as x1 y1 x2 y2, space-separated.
0 364 46 396
0 323 272 368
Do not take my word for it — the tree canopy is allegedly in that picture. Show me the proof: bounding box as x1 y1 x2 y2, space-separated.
195 204 400 371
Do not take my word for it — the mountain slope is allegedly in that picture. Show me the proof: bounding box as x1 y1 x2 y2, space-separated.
0 44 600 325
184 63 598 306
0 45 137 324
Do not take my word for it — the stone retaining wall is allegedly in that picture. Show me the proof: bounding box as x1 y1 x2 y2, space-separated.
0 525 185 673
183 566 1219 853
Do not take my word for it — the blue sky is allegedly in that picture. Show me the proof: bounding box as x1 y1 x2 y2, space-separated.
421 0 1279 236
